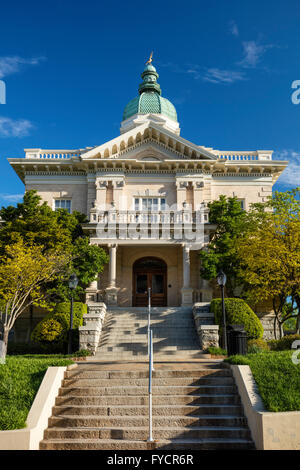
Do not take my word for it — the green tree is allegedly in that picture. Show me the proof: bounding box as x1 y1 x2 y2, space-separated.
0 190 108 302
199 195 256 296
0 239 69 361
237 189 300 338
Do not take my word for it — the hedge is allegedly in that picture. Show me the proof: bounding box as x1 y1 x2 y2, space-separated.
31 302 87 344
247 338 270 353
268 334 300 351
210 298 263 340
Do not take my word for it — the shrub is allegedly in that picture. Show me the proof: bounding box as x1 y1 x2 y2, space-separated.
31 301 87 345
53 301 87 327
72 349 92 357
206 346 227 356
247 338 270 354
268 334 300 351
210 298 263 340
31 318 64 343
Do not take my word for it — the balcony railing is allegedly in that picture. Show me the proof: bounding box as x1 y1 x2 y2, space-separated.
89 209 209 225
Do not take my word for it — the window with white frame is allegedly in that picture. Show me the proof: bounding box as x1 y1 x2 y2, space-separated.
134 197 166 211
54 199 71 213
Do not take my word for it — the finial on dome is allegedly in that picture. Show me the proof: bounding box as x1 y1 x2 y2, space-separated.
145 51 153 65
139 56 161 95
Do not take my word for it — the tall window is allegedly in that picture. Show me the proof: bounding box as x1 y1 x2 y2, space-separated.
134 197 166 211
54 199 71 213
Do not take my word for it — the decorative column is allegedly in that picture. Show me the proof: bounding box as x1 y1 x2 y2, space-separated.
106 244 118 305
181 244 193 306
192 180 204 209
96 180 108 208
112 178 125 210
176 181 188 209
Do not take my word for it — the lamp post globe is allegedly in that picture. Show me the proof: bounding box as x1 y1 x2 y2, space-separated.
68 273 78 355
217 270 227 288
68 273 78 290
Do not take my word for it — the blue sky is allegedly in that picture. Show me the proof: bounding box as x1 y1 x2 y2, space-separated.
0 0 300 206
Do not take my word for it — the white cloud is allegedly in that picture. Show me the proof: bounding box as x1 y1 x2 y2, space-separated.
229 20 239 37
273 150 300 186
0 116 34 137
202 68 246 84
0 56 45 79
0 193 24 203
238 41 274 68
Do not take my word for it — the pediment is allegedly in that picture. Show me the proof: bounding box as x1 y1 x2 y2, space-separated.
81 122 217 161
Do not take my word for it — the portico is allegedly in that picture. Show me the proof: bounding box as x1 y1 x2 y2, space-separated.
84 241 211 307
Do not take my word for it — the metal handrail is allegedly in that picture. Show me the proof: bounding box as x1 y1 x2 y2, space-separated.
147 328 154 442
147 288 154 442
147 287 151 356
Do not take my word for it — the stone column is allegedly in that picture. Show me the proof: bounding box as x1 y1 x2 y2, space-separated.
181 244 193 306
176 180 188 209
87 174 96 214
112 179 125 210
106 244 118 305
183 245 190 288
109 244 117 288
192 180 204 209
96 180 108 208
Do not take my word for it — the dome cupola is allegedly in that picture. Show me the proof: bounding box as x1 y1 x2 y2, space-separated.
121 55 180 135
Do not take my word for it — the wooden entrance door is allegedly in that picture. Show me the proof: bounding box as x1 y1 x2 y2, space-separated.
133 257 167 307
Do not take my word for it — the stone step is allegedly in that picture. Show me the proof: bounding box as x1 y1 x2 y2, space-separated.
97 343 202 354
99 331 199 337
52 404 243 417
48 414 248 429
44 425 250 440
55 394 241 406
62 375 233 387
93 353 208 360
98 340 200 346
95 352 204 358
64 368 225 378
59 384 236 397
40 438 254 450
96 345 207 352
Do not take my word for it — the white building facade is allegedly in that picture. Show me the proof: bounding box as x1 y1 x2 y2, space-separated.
9 62 287 309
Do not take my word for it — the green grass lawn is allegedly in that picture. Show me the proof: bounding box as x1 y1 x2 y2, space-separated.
225 351 300 412
0 355 74 430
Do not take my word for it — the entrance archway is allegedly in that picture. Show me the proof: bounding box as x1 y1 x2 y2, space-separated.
132 257 167 307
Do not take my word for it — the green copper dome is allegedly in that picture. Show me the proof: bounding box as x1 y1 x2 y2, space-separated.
122 63 178 123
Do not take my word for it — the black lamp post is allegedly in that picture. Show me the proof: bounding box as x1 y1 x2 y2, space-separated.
68 273 78 355
217 270 227 351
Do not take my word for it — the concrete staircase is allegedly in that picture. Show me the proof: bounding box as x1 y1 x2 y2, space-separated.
95 307 205 359
40 362 255 450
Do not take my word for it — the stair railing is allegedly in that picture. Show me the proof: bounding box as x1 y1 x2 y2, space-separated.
147 287 151 356
147 328 154 442
147 287 154 372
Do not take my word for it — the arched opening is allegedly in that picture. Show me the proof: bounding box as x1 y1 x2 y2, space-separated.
132 257 167 307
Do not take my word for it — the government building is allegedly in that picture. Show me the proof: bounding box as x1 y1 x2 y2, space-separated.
8 60 287 310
